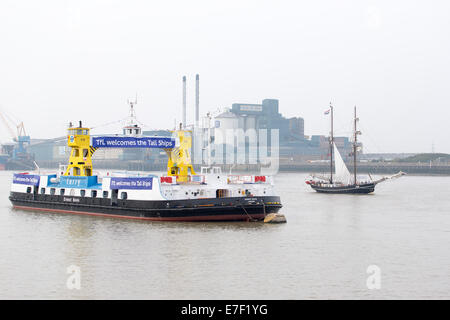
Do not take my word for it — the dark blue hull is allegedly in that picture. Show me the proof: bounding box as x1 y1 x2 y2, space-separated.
9 192 282 222
310 182 376 194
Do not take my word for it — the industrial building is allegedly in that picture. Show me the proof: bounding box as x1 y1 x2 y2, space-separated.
213 99 305 142
212 99 354 163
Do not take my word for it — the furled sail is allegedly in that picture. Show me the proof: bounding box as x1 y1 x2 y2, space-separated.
333 143 353 185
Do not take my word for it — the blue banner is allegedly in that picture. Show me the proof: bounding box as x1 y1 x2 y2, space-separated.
59 176 98 188
92 137 175 149
13 174 40 186
110 177 153 190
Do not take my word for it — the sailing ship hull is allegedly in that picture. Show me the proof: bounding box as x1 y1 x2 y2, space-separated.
9 192 282 222
310 182 375 194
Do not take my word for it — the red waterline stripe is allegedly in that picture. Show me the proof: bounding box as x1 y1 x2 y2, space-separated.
12 205 264 222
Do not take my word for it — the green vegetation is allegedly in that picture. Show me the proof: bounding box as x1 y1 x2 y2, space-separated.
396 153 450 163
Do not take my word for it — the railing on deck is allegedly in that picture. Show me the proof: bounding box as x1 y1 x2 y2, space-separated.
227 175 267 184
159 174 268 185
160 175 206 185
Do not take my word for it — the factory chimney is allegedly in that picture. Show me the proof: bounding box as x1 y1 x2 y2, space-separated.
182 76 186 129
195 74 199 128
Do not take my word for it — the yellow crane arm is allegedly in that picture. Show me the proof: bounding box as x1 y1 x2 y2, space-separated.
165 130 195 181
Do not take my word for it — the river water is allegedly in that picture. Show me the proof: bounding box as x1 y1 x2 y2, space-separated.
0 171 449 299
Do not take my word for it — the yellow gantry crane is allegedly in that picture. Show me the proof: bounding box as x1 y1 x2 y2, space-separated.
164 130 196 182
64 122 96 176
63 121 194 180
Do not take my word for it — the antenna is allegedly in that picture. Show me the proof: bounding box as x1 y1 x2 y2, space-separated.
127 96 137 120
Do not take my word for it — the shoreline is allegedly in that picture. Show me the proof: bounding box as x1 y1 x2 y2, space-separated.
7 160 450 176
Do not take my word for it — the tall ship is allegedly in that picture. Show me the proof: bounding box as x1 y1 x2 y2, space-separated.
306 105 404 194
9 121 283 222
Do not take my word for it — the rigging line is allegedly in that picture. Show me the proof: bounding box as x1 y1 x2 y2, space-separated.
334 130 353 137
357 122 383 154
136 119 173 133
134 119 154 129
89 117 128 130
333 119 354 136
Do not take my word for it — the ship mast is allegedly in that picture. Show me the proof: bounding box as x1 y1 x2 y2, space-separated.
330 102 334 184
353 106 360 185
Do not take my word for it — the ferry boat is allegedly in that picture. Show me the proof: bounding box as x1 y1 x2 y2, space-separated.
9 122 282 222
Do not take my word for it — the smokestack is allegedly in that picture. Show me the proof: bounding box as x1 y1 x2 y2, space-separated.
182 76 186 129
195 74 199 128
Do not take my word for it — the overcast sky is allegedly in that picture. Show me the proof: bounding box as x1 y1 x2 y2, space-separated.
1 0 449 153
